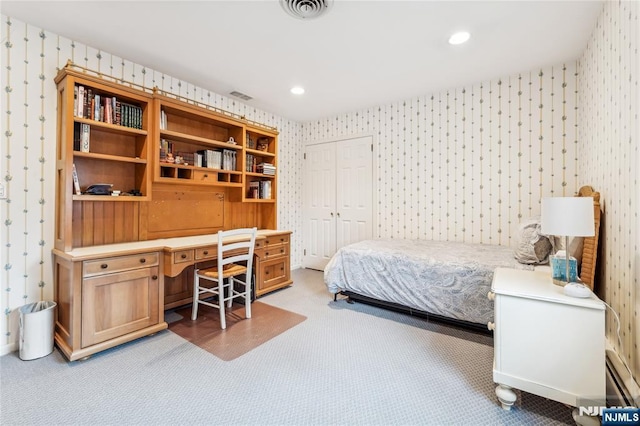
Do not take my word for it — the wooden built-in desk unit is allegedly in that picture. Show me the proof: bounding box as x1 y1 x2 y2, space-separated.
53 230 292 361
52 64 290 361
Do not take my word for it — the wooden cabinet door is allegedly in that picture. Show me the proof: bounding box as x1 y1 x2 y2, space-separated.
82 266 160 347
256 256 290 296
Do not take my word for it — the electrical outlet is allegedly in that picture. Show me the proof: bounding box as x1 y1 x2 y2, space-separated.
0 183 5 199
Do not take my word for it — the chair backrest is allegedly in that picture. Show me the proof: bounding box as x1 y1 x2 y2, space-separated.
217 227 257 275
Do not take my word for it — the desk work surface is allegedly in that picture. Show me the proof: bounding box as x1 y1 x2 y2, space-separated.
53 229 289 261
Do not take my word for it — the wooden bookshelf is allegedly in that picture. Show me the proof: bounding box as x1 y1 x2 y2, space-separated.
54 64 153 252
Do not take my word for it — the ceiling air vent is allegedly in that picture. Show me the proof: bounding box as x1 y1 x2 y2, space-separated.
230 91 253 101
280 0 333 20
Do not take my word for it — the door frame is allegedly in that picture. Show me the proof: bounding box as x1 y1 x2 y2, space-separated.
302 133 378 270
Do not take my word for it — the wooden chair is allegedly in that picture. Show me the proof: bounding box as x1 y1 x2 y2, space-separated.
191 228 257 329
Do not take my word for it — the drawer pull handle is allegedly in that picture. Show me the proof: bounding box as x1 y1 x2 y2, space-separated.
181 254 187 259
140 258 146 264
266 252 269 256
203 250 209 255
203 174 208 178
281 238 284 242
101 264 108 269
265 271 269 275
487 322 495 331
280 249 284 254
152 275 158 280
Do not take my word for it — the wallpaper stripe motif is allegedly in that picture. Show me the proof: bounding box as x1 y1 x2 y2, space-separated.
578 0 639 379
304 67 579 248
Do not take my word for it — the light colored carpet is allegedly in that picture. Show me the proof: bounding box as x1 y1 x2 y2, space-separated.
1 268 573 425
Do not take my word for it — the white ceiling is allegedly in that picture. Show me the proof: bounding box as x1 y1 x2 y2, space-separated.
1 0 603 122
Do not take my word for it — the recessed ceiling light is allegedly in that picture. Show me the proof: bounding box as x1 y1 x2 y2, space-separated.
449 31 471 45
291 86 305 95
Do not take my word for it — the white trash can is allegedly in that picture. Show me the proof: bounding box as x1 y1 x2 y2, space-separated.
19 301 57 360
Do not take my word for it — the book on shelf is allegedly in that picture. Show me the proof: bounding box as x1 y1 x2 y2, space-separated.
160 110 167 130
260 180 272 199
72 163 81 195
257 162 276 175
79 123 90 152
76 85 85 118
248 180 272 199
196 149 222 169
222 149 236 171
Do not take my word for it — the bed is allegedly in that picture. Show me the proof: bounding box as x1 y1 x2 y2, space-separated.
324 186 601 331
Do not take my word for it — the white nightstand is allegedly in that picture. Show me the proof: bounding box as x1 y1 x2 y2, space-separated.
489 267 605 411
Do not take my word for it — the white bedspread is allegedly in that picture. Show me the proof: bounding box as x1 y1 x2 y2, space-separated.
324 239 534 325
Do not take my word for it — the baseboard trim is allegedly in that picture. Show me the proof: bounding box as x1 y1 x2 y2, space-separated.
1 341 18 357
606 344 640 407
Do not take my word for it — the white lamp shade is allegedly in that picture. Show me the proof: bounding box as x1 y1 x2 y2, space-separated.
541 197 595 237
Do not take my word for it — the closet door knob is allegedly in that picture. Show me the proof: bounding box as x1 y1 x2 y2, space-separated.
487 291 495 301
487 322 495 331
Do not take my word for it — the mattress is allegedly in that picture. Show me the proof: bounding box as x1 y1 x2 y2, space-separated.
324 238 535 325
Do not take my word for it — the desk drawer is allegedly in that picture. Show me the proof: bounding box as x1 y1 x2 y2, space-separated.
263 245 288 260
265 234 289 247
172 249 194 264
195 246 216 260
84 252 159 277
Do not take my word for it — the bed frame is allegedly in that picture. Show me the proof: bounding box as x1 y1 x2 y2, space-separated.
338 185 602 332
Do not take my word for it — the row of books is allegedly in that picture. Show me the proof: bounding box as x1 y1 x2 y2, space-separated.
159 140 238 170
195 149 237 170
74 85 143 129
248 180 272 199
73 123 91 152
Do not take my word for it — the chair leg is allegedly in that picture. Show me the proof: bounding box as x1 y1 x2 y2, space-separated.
227 277 234 308
245 279 252 319
219 278 226 329
191 272 199 320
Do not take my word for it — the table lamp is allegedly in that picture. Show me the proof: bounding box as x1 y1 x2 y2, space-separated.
541 196 595 297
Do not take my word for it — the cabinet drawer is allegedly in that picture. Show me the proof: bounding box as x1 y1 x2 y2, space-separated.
84 252 159 277
265 234 289 247
263 245 288 260
261 256 290 289
195 246 216 260
172 249 194 264
193 170 216 184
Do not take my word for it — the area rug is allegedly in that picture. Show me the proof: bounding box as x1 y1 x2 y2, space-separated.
167 301 306 361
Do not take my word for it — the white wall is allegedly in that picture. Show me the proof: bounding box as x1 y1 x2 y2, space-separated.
0 15 304 354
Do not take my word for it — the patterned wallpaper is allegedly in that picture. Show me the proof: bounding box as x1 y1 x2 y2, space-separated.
578 0 639 379
0 15 303 351
303 66 580 246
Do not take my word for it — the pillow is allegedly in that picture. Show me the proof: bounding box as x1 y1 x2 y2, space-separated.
513 217 553 264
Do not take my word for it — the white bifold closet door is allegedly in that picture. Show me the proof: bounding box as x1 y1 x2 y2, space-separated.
303 135 373 271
